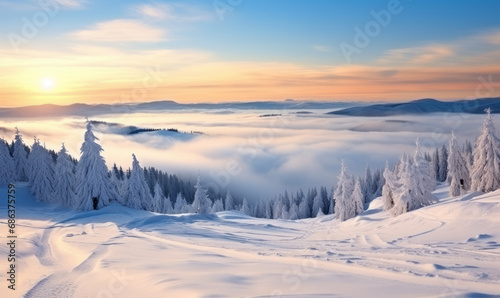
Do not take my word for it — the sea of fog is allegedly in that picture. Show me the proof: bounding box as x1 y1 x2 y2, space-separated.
0 110 496 199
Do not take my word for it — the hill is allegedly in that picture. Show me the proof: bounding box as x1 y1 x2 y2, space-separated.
1 183 499 297
328 98 500 116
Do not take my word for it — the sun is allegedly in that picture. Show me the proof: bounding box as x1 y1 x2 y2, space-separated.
41 77 55 90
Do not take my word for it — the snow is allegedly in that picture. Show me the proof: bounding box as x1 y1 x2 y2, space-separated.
1 183 500 297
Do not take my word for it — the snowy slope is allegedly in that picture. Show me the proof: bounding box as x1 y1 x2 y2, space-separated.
1 183 499 297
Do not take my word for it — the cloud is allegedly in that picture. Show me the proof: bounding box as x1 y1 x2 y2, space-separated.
313 45 331 52
51 0 87 9
134 2 212 22
379 45 454 64
69 19 166 42
0 0 86 10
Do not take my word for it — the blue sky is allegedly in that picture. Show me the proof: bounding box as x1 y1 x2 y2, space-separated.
1 0 499 106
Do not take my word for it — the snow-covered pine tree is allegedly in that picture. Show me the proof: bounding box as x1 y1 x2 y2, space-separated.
328 187 335 215
363 166 373 203
273 197 283 219
0 139 14 185
224 191 234 210
288 202 299 220
75 121 119 211
265 200 273 219
152 182 165 213
174 193 189 213
119 175 129 198
320 186 329 214
13 128 29 182
240 197 251 215
298 194 310 219
409 138 436 210
29 140 55 203
280 204 289 219
211 198 224 213
438 145 448 182
382 163 398 211
110 170 124 203
391 158 414 216
430 148 440 182
53 143 76 207
351 178 364 217
311 193 324 217
124 154 153 211
334 160 355 221
192 176 212 214
448 132 471 196
462 140 473 170
471 108 500 192
163 196 174 214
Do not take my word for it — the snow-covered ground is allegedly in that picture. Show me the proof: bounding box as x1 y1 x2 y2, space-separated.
1 183 499 297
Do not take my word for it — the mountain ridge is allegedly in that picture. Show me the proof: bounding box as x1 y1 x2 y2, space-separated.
328 97 500 116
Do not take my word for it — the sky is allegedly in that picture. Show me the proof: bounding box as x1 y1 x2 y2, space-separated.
1 0 500 107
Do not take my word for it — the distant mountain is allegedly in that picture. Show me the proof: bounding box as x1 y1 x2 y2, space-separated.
328 98 500 116
0 100 361 118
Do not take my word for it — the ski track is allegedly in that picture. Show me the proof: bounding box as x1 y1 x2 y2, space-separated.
6 184 500 297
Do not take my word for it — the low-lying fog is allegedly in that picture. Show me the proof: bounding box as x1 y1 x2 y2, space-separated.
1 110 495 199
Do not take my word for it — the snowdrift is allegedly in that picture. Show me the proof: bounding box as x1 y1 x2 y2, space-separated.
0 183 499 297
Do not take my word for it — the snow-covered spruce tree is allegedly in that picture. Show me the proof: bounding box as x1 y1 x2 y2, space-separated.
29 140 56 203
241 197 251 215
119 175 129 198
462 140 474 170
430 148 440 182
192 176 212 214
163 196 174 214
448 132 471 196
288 202 299 220
211 198 224 213
328 187 335 215
334 160 355 221
124 154 153 211
53 143 76 207
75 121 119 211
280 204 289 219
312 193 324 217
382 163 399 211
409 138 436 211
298 195 310 219
272 197 283 219
351 178 364 217
152 182 165 213
438 145 448 182
224 191 234 210
13 128 29 182
110 171 124 203
363 166 374 203
264 200 273 219
174 193 189 213
471 108 500 192
0 139 15 185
